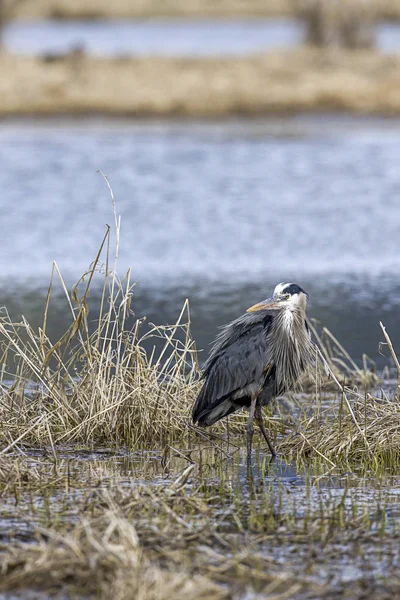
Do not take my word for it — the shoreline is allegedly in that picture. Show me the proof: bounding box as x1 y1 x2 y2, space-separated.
2 48 400 117
9 0 400 21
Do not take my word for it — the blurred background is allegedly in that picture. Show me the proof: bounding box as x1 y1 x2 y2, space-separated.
1 0 400 368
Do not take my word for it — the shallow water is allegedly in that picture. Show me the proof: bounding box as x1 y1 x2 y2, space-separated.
3 19 399 56
1 444 400 599
1 116 400 367
4 18 302 56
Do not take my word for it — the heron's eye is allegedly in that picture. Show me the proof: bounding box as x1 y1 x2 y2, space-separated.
284 294 291 300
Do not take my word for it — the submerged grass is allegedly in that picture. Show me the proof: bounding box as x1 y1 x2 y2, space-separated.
0 481 231 600
0 455 298 597
1 451 400 599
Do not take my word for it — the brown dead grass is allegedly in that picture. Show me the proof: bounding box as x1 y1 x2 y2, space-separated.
1 458 399 599
0 220 201 449
8 0 400 20
280 325 400 467
5 0 295 19
1 48 400 117
0 467 311 600
280 390 400 465
0 505 230 600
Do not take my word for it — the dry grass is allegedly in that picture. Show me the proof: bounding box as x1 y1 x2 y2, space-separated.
0 464 314 599
2 48 400 118
0 496 230 599
0 214 201 449
280 323 400 466
1 456 400 599
6 0 400 20
9 0 293 19
281 390 400 465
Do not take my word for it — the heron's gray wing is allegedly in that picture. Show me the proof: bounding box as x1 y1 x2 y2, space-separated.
192 318 272 424
203 311 273 373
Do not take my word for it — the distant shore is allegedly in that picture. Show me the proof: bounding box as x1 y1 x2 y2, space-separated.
2 49 400 117
10 0 400 21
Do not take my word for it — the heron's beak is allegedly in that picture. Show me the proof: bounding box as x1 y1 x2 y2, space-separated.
246 297 282 312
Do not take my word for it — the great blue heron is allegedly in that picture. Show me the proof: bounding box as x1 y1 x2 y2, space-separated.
192 282 315 459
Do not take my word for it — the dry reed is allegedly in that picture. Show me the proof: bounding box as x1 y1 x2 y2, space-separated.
280 323 400 465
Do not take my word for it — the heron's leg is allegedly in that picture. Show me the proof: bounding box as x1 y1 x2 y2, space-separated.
247 393 257 463
255 405 277 458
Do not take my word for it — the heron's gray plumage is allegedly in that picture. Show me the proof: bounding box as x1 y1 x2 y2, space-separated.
193 312 273 426
192 282 315 456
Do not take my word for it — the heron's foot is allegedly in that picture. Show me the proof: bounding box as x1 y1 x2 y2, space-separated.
266 451 277 464
246 459 255 487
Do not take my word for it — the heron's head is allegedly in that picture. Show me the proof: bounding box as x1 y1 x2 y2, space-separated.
246 282 308 313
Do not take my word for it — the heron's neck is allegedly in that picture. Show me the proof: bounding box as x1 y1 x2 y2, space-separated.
279 305 306 336
269 305 311 392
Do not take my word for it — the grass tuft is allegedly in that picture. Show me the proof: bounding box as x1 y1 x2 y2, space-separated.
0 202 201 448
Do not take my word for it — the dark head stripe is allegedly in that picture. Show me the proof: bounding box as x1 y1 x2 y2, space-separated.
282 283 307 296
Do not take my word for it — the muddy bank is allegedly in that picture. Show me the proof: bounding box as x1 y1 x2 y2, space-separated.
2 49 400 117
9 0 400 21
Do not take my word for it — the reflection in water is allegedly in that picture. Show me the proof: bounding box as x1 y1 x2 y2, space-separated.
1 117 400 366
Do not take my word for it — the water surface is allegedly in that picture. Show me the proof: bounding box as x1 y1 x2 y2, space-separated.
1 446 400 597
1 116 400 366
3 18 399 56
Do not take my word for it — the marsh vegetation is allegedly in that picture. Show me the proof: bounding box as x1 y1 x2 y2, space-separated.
5 0 400 21
2 1 400 116
1 204 400 598
3 48 400 117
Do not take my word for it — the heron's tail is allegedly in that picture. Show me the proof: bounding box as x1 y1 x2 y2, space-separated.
192 388 238 427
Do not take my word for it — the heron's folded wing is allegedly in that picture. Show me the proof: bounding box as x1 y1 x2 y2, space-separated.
193 321 270 420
